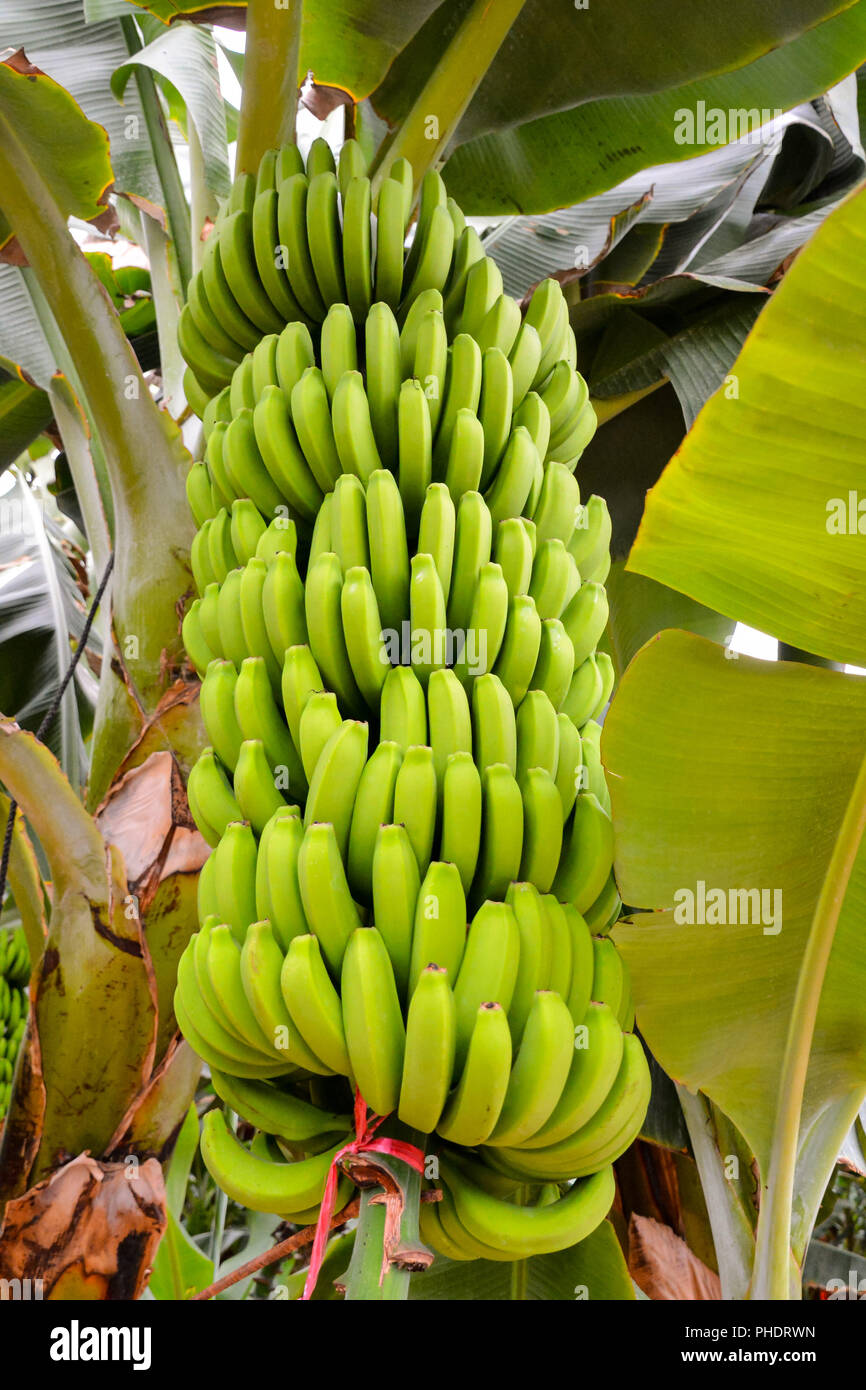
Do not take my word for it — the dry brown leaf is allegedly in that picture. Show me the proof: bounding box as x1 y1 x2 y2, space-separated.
96 749 207 912
299 71 354 120
0 1152 166 1300
628 1212 721 1301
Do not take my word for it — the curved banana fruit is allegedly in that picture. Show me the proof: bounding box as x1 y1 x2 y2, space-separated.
398 964 456 1132
484 989 574 1148
297 821 363 976
453 899 520 1069
441 1158 615 1256
494 1033 650 1179
519 1001 624 1150
254 810 309 951
436 1001 512 1147
371 822 419 1000
303 718 368 859
341 927 406 1116
439 750 482 897
281 933 353 1076
408 859 467 994
240 919 334 1074
210 1070 350 1143
347 741 403 902
201 1110 347 1216
393 744 437 877
552 793 615 915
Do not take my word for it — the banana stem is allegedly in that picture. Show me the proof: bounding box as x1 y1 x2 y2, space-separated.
509 1186 529 1300
750 746 866 1299
0 98 194 711
342 1188 411 1301
235 0 301 175
342 1131 425 1301
370 0 528 203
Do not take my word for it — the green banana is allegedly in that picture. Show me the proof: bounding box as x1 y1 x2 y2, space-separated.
485 990 575 1147
235 655 306 798
520 1001 624 1149
472 672 517 776
252 385 323 521
291 366 342 491
201 1111 347 1216
426 666 472 794
366 467 411 633
297 822 362 976
453 900 520 1069
306 171 346 307
398 963 456 1132
436 1001 512 1146
471 762 523 907
233 738 288 834
347 741 403 902
211 820 258 942
379 664 427 750
371 822 419 999
493 594 543 707
448 491 492 633
298 690 343 783
553 793 615 915
519 766 564 894
280 933 353 1076
240 919 334 1074
261 549 308 670
342 175 373 322
302 718 368 859
442 1158 615 1256
341 927 406 1116
332 369 383 483
439 750 482 896
393 744 437 877
364 302 401 465
396 379 433 531
408 859 467 993
254 810 309 951
304 552 364 714
210 1069 350 1143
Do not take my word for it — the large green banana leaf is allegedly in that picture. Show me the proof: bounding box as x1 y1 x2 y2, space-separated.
110 17 231 200
604 632 866 1292
410 1 866 211
111 0 866 215
0 3 160 212
628 180 866 666
0 471 97 789
0 48 113 250
0 372 53 474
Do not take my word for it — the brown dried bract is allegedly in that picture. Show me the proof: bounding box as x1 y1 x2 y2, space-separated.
628 1212 721 1300
0 1152 166 1300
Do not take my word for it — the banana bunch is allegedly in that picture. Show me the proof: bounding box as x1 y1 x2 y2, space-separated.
0 928 29 1121
178 141 647 1264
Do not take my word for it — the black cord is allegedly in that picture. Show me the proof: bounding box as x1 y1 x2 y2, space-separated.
0 552 115 914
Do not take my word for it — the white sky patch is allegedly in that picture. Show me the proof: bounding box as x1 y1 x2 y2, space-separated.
730 623 777 661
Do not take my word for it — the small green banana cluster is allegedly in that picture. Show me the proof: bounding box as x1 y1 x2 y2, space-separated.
177 143 646 1263
0 928 29 1120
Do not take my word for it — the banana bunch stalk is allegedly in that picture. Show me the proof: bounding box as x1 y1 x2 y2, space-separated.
0 927 30 1121
176 137 649 1264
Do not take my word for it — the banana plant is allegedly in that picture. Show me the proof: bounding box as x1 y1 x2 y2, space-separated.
0 0 864 1302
